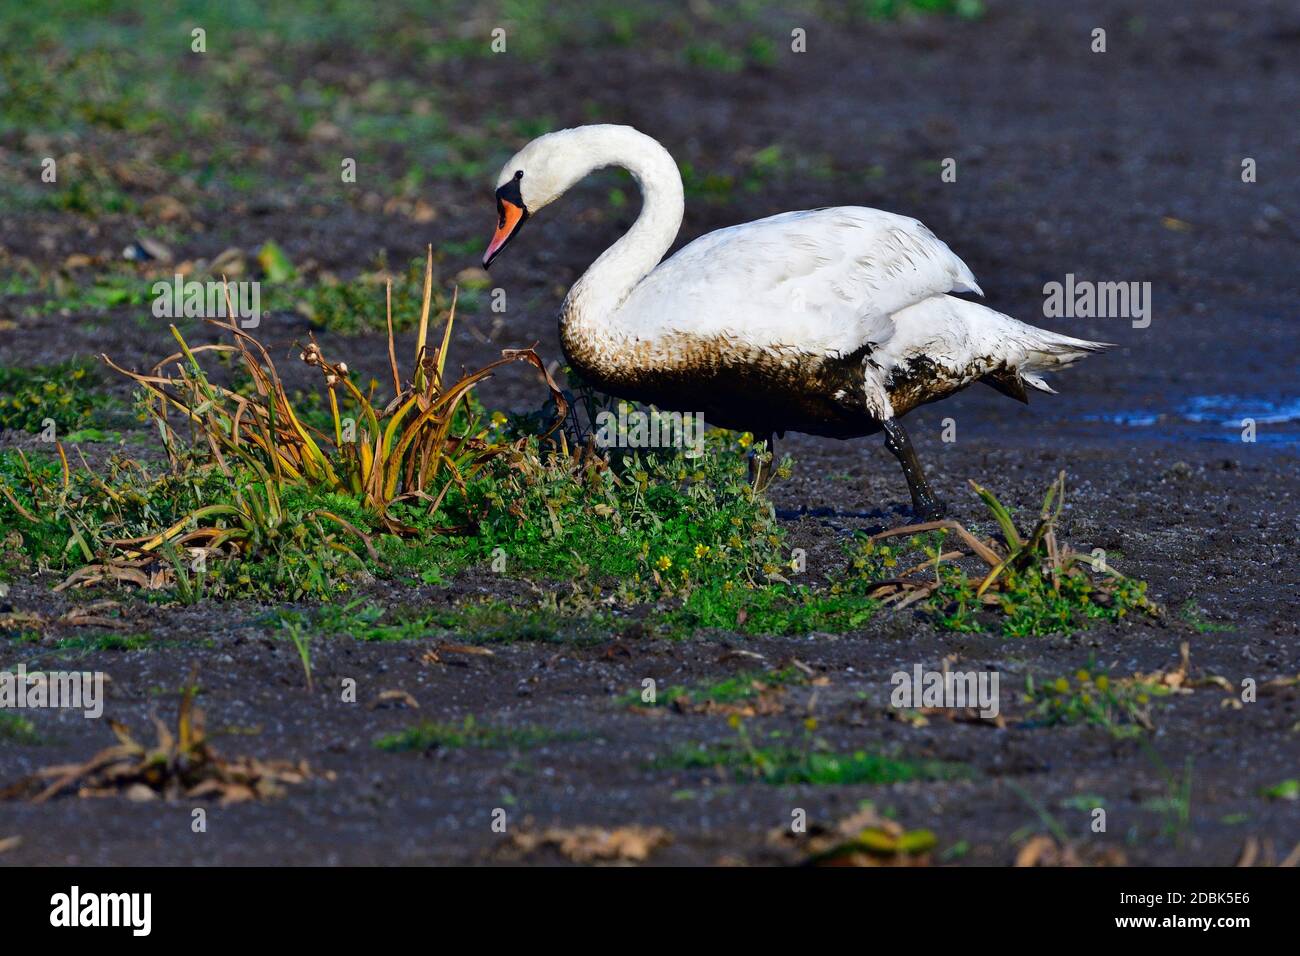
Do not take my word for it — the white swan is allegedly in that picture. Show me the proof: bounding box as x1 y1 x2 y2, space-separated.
482 125 1108 519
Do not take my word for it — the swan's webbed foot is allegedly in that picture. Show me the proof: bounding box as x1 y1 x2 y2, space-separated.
880 418 947 523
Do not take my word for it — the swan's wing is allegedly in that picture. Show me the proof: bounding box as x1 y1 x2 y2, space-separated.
618 207 981 357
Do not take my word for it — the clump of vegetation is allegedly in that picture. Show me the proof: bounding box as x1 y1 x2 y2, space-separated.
667 581 878 636
0 676 325 804
1021 668 1171 738
0 358 118 435
0 446 376 599
843 473 1160 637
0 712 42 744
1179 600 1234 633
1018 644 1213 738
661 716 966 786
0 253 572 599
51 632 154 652
108 249 559 525
375 716 580 753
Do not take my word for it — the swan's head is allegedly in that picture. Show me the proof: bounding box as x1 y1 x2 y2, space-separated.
482 130 586 268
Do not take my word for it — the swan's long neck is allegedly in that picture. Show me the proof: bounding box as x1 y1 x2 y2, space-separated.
556 127 684 371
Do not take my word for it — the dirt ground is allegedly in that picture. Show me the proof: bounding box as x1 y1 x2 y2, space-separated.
1 0 1297 865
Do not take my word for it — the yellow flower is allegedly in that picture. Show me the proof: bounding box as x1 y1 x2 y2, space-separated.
1095 675 1110 692
738 432 753 448
655 555 673 571
1075 669 1091 683
804 717 818 731
694 544 711 560
490 411 508 426
727 714 742 729
1053 677 1069 693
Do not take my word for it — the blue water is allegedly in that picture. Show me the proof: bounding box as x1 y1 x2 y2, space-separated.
1085 394 1300 445
1180 395 1300 427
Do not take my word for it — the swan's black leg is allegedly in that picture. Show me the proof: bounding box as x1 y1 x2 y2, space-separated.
749 431 776 490
881 418 946 521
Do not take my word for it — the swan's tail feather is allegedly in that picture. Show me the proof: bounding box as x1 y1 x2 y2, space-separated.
1022 374 1057 395
1016 328 1113 384
986 322 1111 401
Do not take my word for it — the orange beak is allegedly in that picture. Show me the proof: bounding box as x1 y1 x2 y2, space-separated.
483 199 526 268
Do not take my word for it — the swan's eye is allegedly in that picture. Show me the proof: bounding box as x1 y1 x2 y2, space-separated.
495 173 527 216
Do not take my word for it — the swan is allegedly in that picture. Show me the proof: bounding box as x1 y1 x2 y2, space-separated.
481 125 1108 519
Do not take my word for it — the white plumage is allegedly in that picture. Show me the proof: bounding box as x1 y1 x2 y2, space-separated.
482 124 1109 517
619 207 981 355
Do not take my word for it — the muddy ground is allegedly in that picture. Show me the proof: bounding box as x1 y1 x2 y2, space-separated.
1 1 1297 865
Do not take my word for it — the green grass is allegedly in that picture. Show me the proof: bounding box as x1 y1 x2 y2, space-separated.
374 716 582 752
2 253 457 338
0 711 42 744
51 632 153 651
1179 600 1235 634
679 144 791 205
0 268 156 320
662 736 966 786
1142 752 1194 842
620 665 807 708
661 717 967 786
0 447 374 598
1259 779 1299 801
0 358 120 434
281 620 314 691
0 0 991 229
857 0 985 19
667 581 878 636
0 1 874 214
390 430 793 603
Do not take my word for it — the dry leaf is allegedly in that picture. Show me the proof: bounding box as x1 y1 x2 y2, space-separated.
369 689 419 710
768 806 938 867
1014 833 1126 867
507 825 671 864
438 642 494 657
888 706 1006 730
